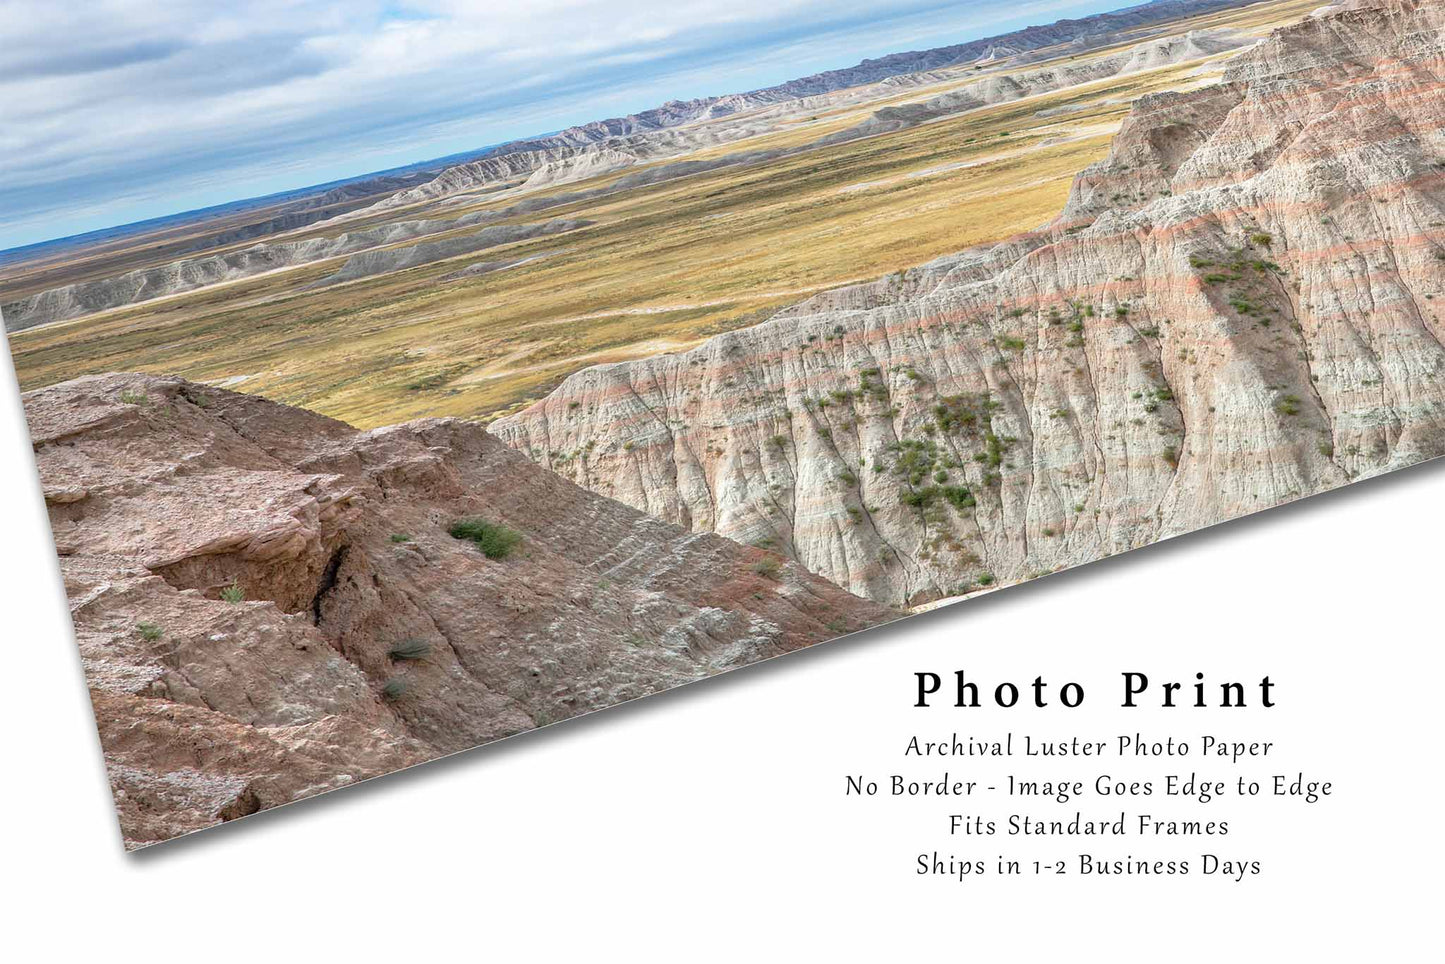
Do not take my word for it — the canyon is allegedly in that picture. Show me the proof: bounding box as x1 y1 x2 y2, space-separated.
7 0 1441 850
493 0 1445 606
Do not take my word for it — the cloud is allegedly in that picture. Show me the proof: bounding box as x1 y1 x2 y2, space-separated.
0 0 1115 249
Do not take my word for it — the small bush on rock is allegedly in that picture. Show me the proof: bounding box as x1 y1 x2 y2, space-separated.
449 518 523 559
389 639 431 661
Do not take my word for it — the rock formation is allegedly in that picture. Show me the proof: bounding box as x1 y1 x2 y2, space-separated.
30 373 891 847
2 218 588 331
820 28 1250 145
493 0 1445 607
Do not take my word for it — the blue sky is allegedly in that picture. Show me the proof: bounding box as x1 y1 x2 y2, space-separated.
0 0 1127 251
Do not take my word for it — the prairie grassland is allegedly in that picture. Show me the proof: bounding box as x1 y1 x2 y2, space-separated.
8 0 1317 428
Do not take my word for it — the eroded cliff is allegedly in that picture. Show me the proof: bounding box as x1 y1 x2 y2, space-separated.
493 0 1445 607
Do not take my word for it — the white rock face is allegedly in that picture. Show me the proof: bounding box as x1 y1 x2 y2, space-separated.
493 0 1445 607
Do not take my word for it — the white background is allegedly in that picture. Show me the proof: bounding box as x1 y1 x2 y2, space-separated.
2 344 1439 959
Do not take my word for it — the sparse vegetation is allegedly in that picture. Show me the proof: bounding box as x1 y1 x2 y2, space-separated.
389 533 412 543
1276 395 1302 416
752 557 783 580
220 581 245 604
941 485 976 510
449 517 523 559
388 639 431 661
381 677 409 701
136 622 163 641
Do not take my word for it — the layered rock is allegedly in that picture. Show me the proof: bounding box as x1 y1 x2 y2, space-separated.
821 28 1250 145
493 0 1445 607
30 373 891 847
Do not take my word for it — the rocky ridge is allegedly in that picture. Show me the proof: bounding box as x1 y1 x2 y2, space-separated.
359 0 1260 212
821 28 1250 144
493 0 1445 607
32 373 891 847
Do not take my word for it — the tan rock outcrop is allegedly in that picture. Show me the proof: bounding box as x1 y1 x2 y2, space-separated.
30 373 892 847
493 0 1445 607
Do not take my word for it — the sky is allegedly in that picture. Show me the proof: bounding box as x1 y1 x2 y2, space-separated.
0 0 1129 251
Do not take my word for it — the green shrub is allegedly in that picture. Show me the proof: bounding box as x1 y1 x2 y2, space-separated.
119 390 149 406
381 677 409 701
941 485 975 510
752 557 782 580
449 518 523 559
389 533 412 543
388 639 431 661
1276 395 1302 416
977 573 995 587
136 622 163 641
899 488 932 508
984 432 1005 467
220 581 245 604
